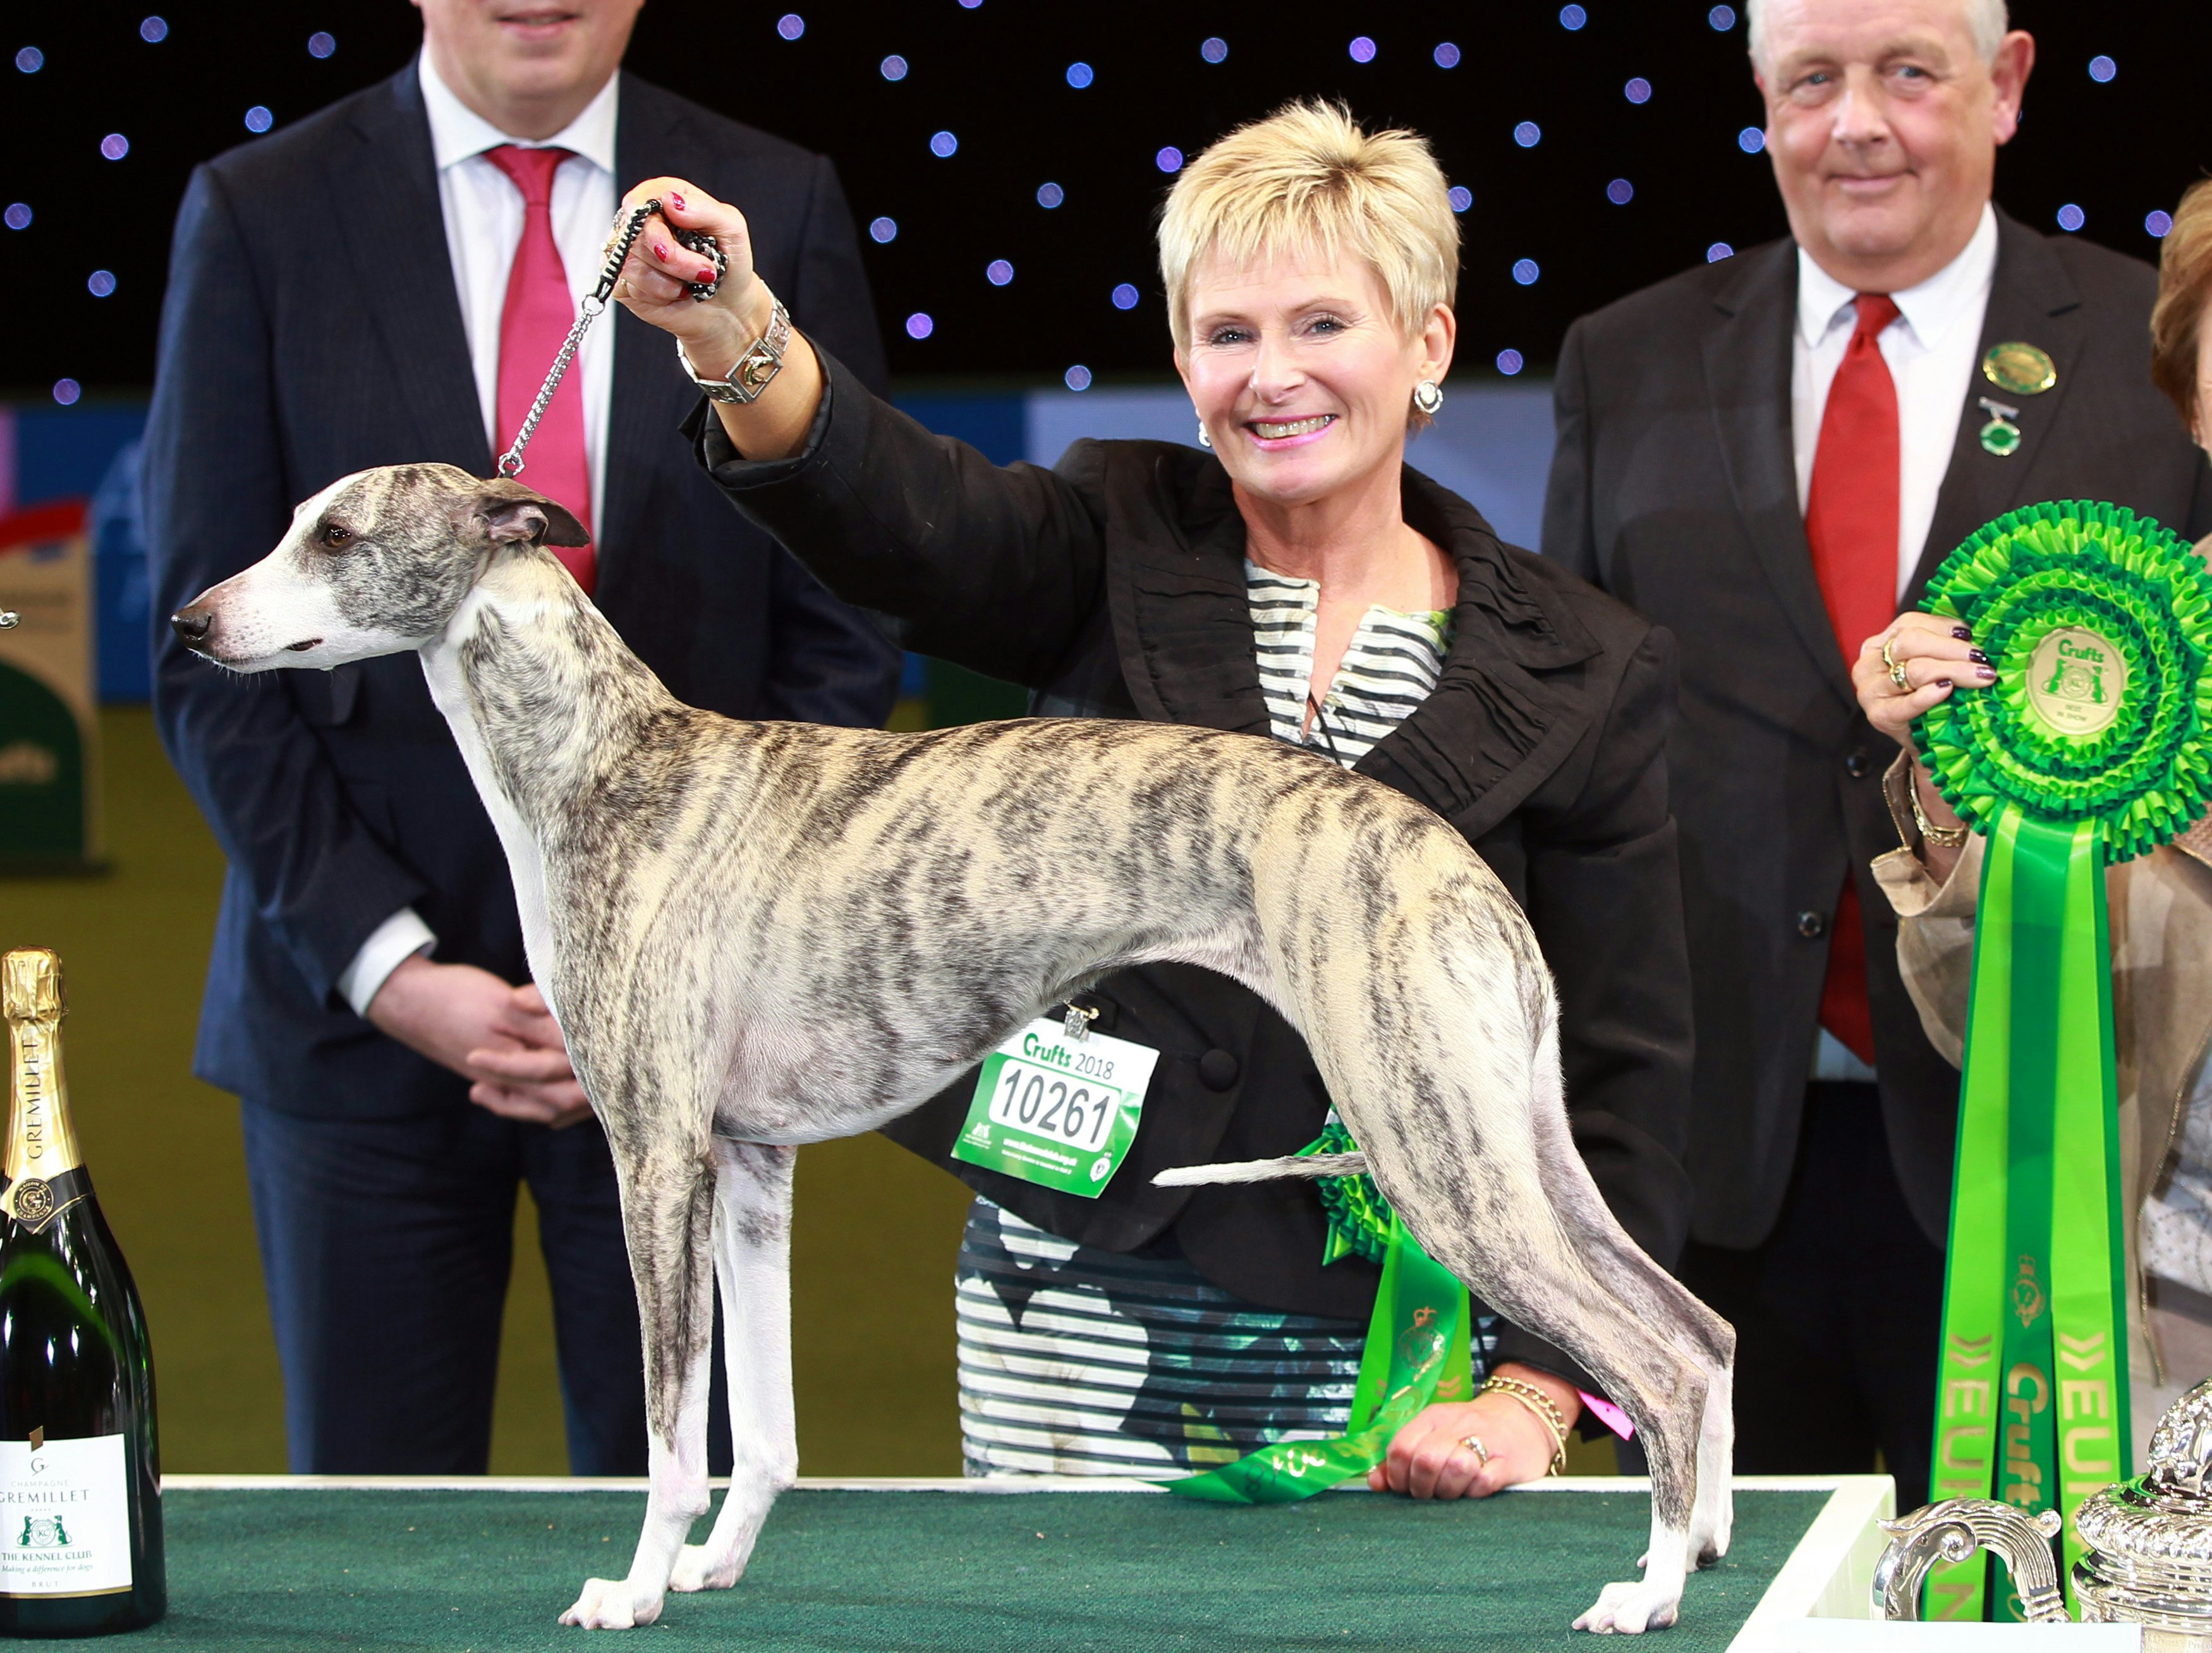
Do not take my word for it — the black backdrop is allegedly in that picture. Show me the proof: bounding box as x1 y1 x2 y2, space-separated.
4 1 2207 396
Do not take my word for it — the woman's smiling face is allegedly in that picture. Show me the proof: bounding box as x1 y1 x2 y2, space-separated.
1177 247 1452 509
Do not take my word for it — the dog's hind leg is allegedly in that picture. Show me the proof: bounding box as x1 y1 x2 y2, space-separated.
561 1141 719 1630
669 1139 798 1594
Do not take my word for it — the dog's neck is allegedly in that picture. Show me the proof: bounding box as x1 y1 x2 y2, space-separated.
419 546 681 842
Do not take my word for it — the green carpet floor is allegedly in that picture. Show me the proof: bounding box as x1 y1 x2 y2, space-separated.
135 1486 1820 1650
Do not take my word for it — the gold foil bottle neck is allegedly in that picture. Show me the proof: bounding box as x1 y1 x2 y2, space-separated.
1 950 64 1024
3 948 83 1213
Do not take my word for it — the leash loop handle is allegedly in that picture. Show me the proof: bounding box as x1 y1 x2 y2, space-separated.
495 197 725 481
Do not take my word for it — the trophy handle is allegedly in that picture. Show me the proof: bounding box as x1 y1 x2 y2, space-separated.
1871 1498 2069 1623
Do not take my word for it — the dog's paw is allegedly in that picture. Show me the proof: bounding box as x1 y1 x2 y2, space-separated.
1572 1580 1682 1635
668 1543 741 1594
558 1577 665 1630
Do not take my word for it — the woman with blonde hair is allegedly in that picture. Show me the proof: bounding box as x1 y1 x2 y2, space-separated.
1856 177 2212 1458
612 102 1693 1494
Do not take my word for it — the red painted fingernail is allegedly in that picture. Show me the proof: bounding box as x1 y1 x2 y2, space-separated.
1951 626 1972 640
668 192 686 210
697 269 717 283
650 241 667 260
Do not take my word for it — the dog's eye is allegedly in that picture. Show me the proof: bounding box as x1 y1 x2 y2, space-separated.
321 524 353 548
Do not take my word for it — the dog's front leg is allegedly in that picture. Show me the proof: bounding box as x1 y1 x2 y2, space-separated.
670 1138 798 1593
561 1144 719 1630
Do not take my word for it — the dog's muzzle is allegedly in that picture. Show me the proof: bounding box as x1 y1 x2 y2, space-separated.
170 606 216 654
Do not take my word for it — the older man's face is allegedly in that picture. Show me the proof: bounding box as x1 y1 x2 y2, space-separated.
1757 0 2031 289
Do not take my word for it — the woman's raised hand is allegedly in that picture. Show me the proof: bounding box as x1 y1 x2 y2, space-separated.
611 177 766 377
1853 612 1996 749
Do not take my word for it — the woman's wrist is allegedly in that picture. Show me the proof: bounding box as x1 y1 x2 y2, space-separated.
1491 1361 1582 1428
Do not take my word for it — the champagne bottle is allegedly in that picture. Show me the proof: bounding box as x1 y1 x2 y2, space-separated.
0 950 162 1635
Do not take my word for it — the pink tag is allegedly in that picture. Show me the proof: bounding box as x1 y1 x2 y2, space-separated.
1579 1390 1634 1441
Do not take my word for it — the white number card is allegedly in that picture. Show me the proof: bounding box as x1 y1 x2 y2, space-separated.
952 1018 1160 1197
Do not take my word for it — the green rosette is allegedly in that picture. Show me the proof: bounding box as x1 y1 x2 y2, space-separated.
1915 502 2212 1621
1165 1121 1473 1504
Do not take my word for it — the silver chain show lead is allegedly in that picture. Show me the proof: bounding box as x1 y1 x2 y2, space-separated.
0 612 16 629
495 197 724 480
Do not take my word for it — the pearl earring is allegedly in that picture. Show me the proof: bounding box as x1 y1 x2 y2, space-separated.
1413 380 1444 416
1196 418 1212 449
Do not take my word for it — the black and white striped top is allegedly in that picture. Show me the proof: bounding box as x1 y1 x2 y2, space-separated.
1247 561 1454 768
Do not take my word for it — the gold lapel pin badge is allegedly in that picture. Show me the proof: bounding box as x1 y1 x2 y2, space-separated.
1983 341 2057 398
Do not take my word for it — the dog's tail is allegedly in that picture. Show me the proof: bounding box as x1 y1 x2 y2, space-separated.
1150 1151 1369 1187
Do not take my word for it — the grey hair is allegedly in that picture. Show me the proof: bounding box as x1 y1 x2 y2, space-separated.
1746 0 2008 75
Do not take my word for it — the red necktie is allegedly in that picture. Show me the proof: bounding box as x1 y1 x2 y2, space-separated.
484 144 596 595
1804 292 1900 1067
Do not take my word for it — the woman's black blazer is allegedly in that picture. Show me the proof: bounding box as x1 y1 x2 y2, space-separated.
690 351 1694 1385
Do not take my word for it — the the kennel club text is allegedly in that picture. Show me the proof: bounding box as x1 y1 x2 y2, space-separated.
954 1019 1161 1197
0 1435 130 1595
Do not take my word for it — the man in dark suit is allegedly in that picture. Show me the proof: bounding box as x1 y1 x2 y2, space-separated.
1543 0 2212 1505
145 0 898 1474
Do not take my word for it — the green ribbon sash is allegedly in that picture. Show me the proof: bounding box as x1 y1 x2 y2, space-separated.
1916 502 2212 1620
1165 1122 1473 1504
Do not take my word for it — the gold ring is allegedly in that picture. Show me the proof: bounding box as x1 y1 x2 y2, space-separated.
1881 634 1911 692
1458 1434 1490 1467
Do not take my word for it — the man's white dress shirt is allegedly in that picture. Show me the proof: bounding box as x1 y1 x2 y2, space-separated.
1796 203 1998 1083
334 56 622 1018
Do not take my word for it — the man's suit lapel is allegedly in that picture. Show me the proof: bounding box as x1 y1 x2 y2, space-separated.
327 64 489 473
1703 240 1857 711
1905 210 2088 604
602 75 700 583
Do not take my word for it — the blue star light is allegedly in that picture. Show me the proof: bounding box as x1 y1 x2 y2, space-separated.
15 47 42 73
880 54 908 81
930 130 958 158
52 379 81 406
1037 182 1065 209
1447 186 1473 214
1625 77 1651 104
3 203 28 231
1434 42 1461 68
1512 258 1540 286
1496 349 1525 376
1349 37 1376 63
2056 203 2085 233
1738 127 1765 153
139 17 167 43
1560 5 1587 30
987 259 1014 286
869 217 897 243
1606 178 1634 204
1157 147 1184 174
1514 121 1541 148
775 14 804 40
100 133 130 158
1065 365 1093 391
87 270 116 297
1708 5 1736 28
2148 210 2174 239
906 313 934 340
1707 242 1735 262
244 107 272 133
1066 61 1093 88
1111 284 1139 310
1201 37 1227 63
2088 55 2116 83
308 32 335 58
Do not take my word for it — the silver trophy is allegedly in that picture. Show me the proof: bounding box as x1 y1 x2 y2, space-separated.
1873 1378 2212 1648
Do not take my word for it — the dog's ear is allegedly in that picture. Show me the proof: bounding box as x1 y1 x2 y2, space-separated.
473 479 591 548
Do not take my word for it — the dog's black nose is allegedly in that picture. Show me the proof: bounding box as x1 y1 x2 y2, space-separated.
170 608 212 646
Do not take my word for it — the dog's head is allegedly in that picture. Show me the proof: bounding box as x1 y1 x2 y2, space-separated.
170 463 589 672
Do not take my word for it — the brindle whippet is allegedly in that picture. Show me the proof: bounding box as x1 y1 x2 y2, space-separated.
171 463 1734 1634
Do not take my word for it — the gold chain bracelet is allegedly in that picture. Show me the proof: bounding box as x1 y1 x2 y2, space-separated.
1479 1375 1569 1474
1910 772 1969 849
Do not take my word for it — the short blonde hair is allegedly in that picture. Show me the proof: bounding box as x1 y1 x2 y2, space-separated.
1158 101 1459 358
2152 179 2212 437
